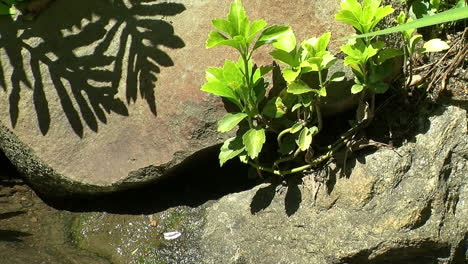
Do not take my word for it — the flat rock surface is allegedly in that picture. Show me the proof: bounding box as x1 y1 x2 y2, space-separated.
0 0 352 195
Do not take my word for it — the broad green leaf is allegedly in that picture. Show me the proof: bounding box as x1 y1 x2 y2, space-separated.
242 128 266 159
345 7 468 40
409 34 423 54
291 103 302 112
228 0 249 37
217 113 248 132
206 31 241 49
351 84 364 94
219 136 245 166
321 52 337 69
201 82 238 102
318 86 327 97
212 19 233 36
254 25 292 50
297 127 313 151
422 38 449 52
371 5 394 31
329 71 346 82
290 123 303 133
282 68 300 83
272 28 296 52
223 60 245 91
287 80 313 95
247 19 268 44
270 49 298 67
263 97 286 118
377 48 403 65
316 32 332 53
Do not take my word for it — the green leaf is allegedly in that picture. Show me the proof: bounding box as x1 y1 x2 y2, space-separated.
201 68 241 106
212 18 233 36
351 84 364 94
377 48 403 64
282 68 300 83
206 31 241 49
263 97 287 118
217 113 248 132
290 123 303 133
321 52 337 69
297 127 313 151
254 25 292 50
272 28 296 52
201 82 238 103
223 60 245 91
316 32 332 53
219 136 245 166
287 80 313 95
329 71 346 82
270 49 298 67
247 19 268 44
422 38 449 53
409 34 423 54
345 7 468 40
242 128 266 159
291 103 302 112
228 0 249 37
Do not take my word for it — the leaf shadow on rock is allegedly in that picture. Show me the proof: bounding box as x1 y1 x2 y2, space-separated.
0 0 185 137
250 175 302 216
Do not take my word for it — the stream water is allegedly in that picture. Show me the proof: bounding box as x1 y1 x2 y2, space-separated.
0 149 255 264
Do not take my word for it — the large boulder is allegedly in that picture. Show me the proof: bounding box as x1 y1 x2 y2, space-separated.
0 0 352 197
200 105 468 263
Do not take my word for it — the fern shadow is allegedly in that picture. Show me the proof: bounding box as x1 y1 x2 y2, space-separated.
0 0 185 137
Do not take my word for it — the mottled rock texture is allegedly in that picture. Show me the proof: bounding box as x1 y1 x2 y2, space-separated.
0 0 352 196
200 105 467 264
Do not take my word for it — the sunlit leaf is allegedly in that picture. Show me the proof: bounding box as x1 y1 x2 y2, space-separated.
217 113 248 132
329 71 346 82
254 25 292 50
422 38 449 52
263 97 287 118
282 68 300 83
351 84 364 94
242 128 266 159
297 127 313 151
287 80 313 94
219 136 245 166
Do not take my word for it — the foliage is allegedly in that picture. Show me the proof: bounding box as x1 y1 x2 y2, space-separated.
202 0 464 177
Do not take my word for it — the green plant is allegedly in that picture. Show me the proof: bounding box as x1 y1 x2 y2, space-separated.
201 0 466 177
335 0 400 120
201 0 354 176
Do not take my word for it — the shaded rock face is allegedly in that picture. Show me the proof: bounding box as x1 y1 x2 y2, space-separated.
0 0 352 196
200 105 467 264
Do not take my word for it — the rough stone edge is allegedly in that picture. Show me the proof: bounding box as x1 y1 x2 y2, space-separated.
0 121 187 198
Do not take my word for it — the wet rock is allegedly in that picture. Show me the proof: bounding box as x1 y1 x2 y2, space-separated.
200 105 468 264
0 0 352 197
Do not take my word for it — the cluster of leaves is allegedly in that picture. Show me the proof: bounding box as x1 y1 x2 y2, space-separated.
401 0 467 19
201 0 464 176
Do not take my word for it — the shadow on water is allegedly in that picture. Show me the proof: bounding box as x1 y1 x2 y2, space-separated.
41 144 259 215
0 0 185 137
